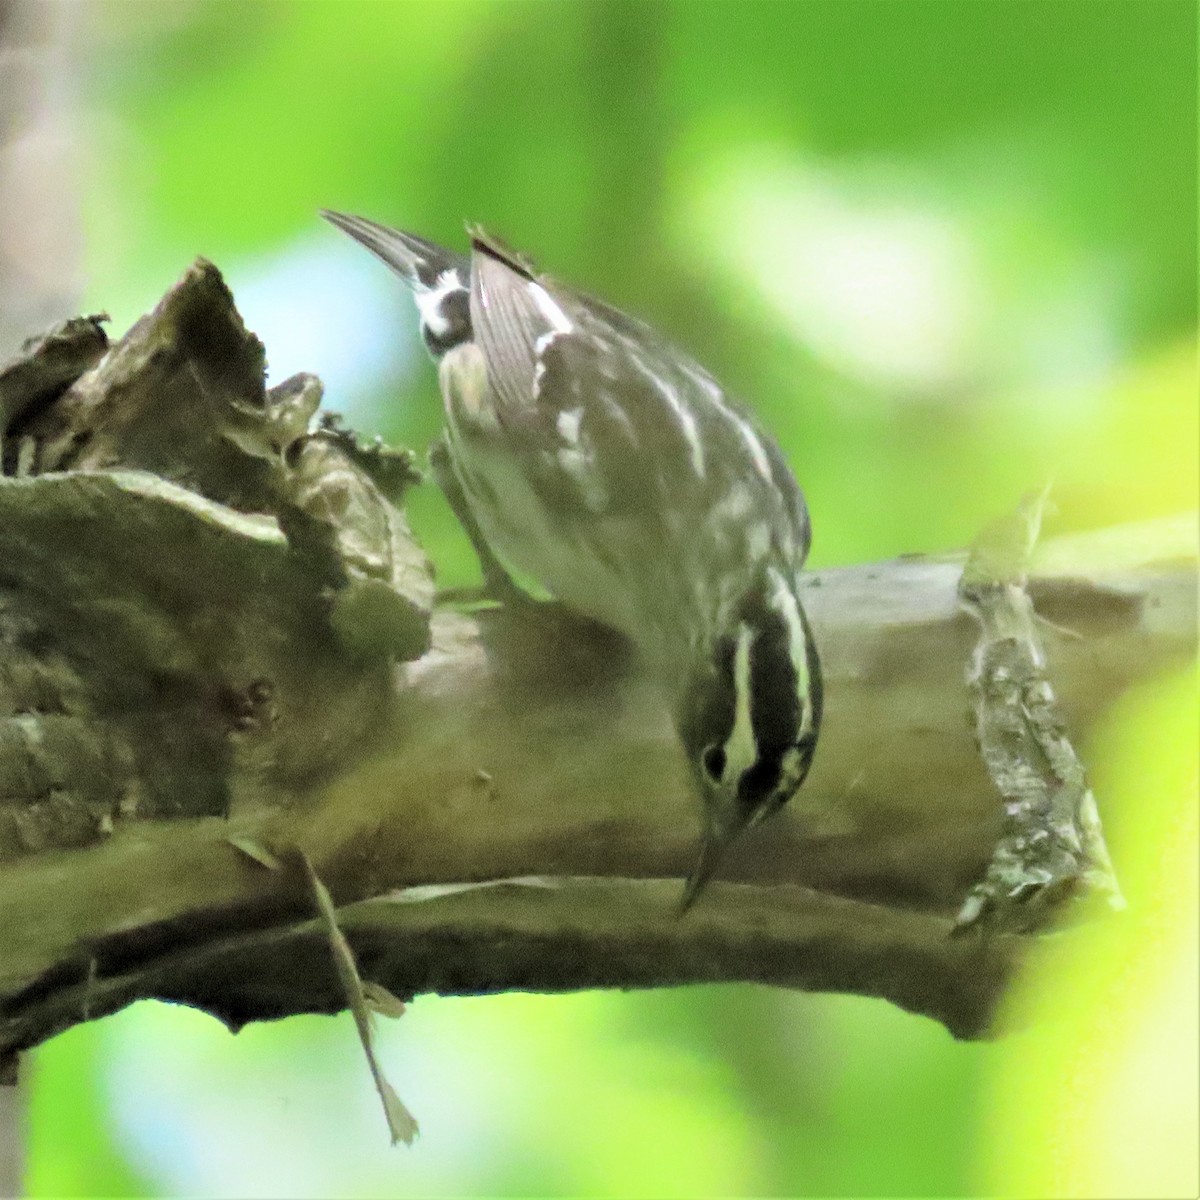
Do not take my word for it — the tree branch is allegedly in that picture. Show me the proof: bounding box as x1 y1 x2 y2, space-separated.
0 262 1195 1068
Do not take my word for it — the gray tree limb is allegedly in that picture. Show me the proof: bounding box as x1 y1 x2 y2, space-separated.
0 261 1195 1078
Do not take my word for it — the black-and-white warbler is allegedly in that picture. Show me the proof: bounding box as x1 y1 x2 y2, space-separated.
322 211 822 909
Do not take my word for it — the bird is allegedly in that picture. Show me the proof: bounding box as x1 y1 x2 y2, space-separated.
321 210 822 910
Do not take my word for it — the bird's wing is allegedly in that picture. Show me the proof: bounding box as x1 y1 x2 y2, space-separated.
467 231 708 518
466 227 547 416
465 227 811 561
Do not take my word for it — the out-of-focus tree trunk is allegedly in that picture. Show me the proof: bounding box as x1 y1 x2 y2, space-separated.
0 1 81 1189
0 0 82 360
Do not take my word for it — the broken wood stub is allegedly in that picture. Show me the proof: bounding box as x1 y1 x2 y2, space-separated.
0 262 433 858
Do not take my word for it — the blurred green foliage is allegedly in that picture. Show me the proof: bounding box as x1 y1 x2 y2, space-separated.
982 665 1199 1199
22 0 1198 1195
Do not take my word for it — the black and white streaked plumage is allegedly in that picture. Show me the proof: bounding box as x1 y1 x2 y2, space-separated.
322 210 822 909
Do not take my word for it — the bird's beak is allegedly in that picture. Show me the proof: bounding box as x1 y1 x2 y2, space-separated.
678 808 750 916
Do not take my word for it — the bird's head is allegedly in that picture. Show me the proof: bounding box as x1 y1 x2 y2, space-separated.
676 569 822 912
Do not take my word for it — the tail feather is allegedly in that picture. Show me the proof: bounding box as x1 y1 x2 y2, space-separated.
320 210 465 290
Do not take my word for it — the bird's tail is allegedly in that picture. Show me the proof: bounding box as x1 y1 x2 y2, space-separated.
320 210 465 291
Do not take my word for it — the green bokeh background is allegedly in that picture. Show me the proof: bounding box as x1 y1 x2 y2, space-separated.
22 1 1198 1196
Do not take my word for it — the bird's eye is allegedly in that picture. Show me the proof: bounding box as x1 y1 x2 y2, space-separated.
701 744 727 781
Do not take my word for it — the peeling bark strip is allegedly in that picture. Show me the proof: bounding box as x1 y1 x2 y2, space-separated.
0 263 1196 1068
955 490 1124 933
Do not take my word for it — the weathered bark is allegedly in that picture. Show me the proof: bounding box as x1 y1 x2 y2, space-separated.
0 262 1195 1077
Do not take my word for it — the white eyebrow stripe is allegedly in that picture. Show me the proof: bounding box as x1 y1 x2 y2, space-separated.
767 568 813 732
724 623 758 778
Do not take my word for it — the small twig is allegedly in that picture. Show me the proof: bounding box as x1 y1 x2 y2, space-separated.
300 852 419 1146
